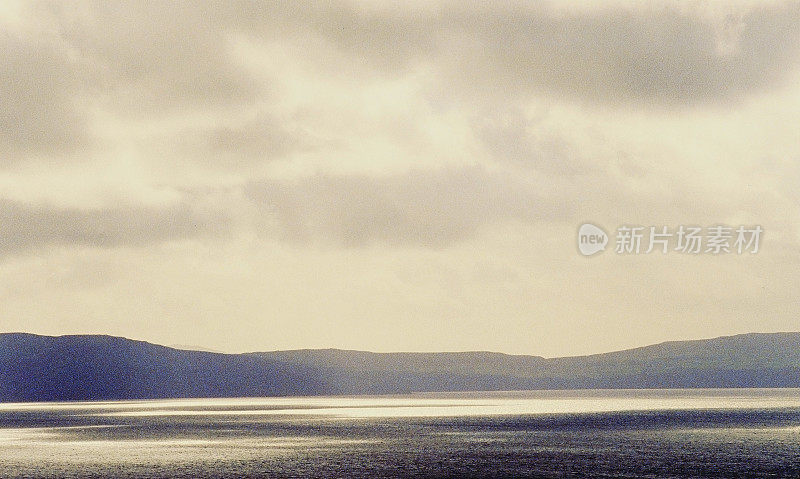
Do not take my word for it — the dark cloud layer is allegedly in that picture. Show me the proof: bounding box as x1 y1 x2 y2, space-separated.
0 168 549 253
429 2 800 105
2 1 799 253
0 159 780 255
0 199 230 255
3 1 799 164
231 1 800 105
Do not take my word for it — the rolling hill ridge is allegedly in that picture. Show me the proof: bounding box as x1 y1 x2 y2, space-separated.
1 332 799 402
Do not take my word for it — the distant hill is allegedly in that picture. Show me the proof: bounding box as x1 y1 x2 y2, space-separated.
255 333 800 393
2 332 799 402
0 333 324 402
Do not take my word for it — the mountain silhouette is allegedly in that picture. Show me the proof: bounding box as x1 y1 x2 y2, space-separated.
2 332 799 402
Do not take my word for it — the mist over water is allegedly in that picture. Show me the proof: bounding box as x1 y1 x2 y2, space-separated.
2 389 800 478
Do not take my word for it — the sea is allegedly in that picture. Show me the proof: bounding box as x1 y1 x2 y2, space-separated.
1 389 800 478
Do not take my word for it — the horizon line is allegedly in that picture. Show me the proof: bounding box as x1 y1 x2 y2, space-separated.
3 330 799 361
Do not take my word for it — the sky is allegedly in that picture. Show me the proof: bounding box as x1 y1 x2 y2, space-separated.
1 0 799 357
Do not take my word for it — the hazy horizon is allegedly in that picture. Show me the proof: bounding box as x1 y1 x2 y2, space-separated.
2 1 799 357
4 330 799 359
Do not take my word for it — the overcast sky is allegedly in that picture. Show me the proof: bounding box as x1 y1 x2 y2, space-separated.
1 0 799 356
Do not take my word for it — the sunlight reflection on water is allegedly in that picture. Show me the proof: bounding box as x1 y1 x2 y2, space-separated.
2 389 800 478
73 388 800 418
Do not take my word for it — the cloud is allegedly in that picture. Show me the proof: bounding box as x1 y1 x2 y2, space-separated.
0 166 562 254
0 31 88 159
51 1 263 115
0 1 798 253
255 1 800 106
0 0 268 165
244 167 567 248
472 106 597 175
160 113 317 171
5 0 799 170
0 198 230 256
1 156 780 256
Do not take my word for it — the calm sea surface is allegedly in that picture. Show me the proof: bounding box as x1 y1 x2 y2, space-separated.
2 389 800 478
